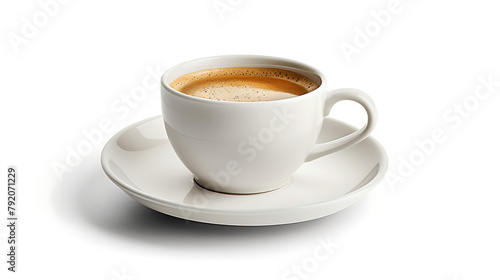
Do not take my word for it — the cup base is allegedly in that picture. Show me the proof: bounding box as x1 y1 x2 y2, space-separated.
193 176 292 195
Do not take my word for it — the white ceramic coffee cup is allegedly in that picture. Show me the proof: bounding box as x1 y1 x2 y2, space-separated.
161 55 377 194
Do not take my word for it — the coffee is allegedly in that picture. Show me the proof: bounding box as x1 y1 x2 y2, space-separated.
169 67 319 102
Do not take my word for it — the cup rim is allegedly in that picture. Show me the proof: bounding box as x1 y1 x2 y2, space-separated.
161 54 327 105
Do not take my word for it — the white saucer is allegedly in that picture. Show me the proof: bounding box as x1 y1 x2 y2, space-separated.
101 116 388 226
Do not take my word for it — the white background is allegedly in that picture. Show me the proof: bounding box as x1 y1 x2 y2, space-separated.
1 0 499 279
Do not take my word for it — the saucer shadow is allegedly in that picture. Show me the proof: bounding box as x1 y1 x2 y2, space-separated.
52 163 368 251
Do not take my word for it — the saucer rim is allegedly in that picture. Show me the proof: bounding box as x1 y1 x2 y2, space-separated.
101 115 388 215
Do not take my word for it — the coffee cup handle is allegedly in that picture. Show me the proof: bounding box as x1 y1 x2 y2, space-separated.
305 88 377 162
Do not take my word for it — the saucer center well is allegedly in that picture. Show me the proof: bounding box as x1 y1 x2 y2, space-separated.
192 177 292 196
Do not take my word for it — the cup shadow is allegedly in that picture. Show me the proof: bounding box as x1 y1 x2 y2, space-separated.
52 163 367 251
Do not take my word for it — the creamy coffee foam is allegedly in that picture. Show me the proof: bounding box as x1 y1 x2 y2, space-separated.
169 67 319 102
